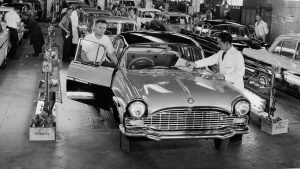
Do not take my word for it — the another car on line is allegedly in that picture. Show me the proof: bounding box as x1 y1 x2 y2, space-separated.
0 14 10 69
1 1 39 20
243 33 300 95
66 31 251 152
136 8 161 27
181 19 269 57
78 16 137 39
154 12 192 33
0 7 25 44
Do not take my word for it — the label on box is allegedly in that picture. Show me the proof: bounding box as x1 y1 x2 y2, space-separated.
261 118 289 135
29 127 56 141
42 62 52 73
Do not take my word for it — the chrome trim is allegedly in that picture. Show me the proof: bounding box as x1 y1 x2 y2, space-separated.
119 124 248 141
125 108 236 130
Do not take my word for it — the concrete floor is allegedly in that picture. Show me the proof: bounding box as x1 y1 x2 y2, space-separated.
0 25 300 169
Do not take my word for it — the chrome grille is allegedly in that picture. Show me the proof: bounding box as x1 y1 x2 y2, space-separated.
125 109 235 130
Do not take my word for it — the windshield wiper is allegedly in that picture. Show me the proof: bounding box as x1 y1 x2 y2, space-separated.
144 66 170 69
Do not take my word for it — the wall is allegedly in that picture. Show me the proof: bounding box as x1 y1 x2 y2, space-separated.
271 0 300 42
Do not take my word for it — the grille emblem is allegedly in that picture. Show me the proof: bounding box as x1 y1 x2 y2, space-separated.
187 98 194 104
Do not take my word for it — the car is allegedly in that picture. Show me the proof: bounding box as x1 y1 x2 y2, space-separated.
78 16 137 39
66 31 251 152
23 0 43 21
0 6 25 44
136 8 161 27
154 12 192 33
181 19 269 55
0 16 10 69
243 33 300 95
1 2 38 20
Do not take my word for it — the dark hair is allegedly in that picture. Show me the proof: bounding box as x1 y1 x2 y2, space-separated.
67 6 74 11
75 5 82 10
146 19 167 31
218 32 232 44
95 19 107 25
256 13 262 17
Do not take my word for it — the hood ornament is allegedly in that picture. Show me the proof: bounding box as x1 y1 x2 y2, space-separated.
187 97 194 104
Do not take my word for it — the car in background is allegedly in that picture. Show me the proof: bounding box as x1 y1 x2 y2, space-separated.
66 31 251 152
136 8 161 27
154 12 192 33
0 15 10 69
243 34 300 95
78 16 137 40
23 0 43 21
181 19 269 55
1 2 39 20
0 6 25 44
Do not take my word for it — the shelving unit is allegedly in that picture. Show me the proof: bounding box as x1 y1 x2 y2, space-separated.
29 24 61 141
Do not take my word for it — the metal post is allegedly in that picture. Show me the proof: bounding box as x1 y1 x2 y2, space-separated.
268 66 277 117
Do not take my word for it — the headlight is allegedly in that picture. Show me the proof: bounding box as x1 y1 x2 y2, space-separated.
234 100 250 116
128 101 147 118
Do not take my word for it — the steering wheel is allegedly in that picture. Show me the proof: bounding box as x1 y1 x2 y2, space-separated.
128 57 155 69
105 30 112 35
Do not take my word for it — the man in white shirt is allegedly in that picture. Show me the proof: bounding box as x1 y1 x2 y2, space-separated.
83 19 117 64
186 32 245 92
255 14 269 42
5 8 21 59
70 5 82 59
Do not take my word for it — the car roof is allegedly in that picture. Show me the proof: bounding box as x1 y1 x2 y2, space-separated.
160 12 190 17
197 19 243 27
137 8 161 12
0 6 14 11
91 16 136 23
120 31 199 46
84 9 111 14
277 33 300 39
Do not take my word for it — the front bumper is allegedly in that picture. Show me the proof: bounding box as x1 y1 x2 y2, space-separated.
119 124 249 141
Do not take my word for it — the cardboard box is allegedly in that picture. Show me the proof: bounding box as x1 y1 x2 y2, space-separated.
261 118 289 135
29 127 56 141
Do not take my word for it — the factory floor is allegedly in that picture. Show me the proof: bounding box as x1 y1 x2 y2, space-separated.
0 24 300 169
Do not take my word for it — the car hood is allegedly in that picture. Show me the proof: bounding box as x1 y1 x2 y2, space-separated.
124 70 243 113
232 38 269 50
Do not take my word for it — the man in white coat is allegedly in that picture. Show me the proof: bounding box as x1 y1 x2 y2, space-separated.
186 32 245 92
70 5 82 59
255 14 269 42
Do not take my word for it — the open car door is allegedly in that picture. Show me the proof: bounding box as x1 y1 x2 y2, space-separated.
66 39 115 105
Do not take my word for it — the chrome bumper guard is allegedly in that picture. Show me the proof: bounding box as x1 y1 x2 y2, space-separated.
119 124 249 141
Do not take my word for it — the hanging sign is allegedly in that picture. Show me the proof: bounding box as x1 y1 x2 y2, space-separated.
286 15 295 22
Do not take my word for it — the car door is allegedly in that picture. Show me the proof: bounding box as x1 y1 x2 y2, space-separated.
66 39 115 105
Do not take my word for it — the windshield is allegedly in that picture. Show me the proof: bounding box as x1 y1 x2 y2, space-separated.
105 22 118 35
141 11 158 18
210 25 251 40
121 23 135 32
168 16 190 24
122 44 204 70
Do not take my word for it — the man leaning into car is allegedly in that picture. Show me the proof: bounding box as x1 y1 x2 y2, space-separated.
83 19 117 64
186 32 245 92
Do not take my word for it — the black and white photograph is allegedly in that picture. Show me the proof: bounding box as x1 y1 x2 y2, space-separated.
0 0 300 169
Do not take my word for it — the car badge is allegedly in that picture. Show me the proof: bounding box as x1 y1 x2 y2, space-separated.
187 98 194 104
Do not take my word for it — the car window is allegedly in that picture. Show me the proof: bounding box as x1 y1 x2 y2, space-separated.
0 22 3 33
273 40 297 59
210 25 229 37
295 42 300 61
106 22 118 35
113 38 125 60
141 11 156 18
75 39 107 66
168 16 188 24
121 23 135 32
